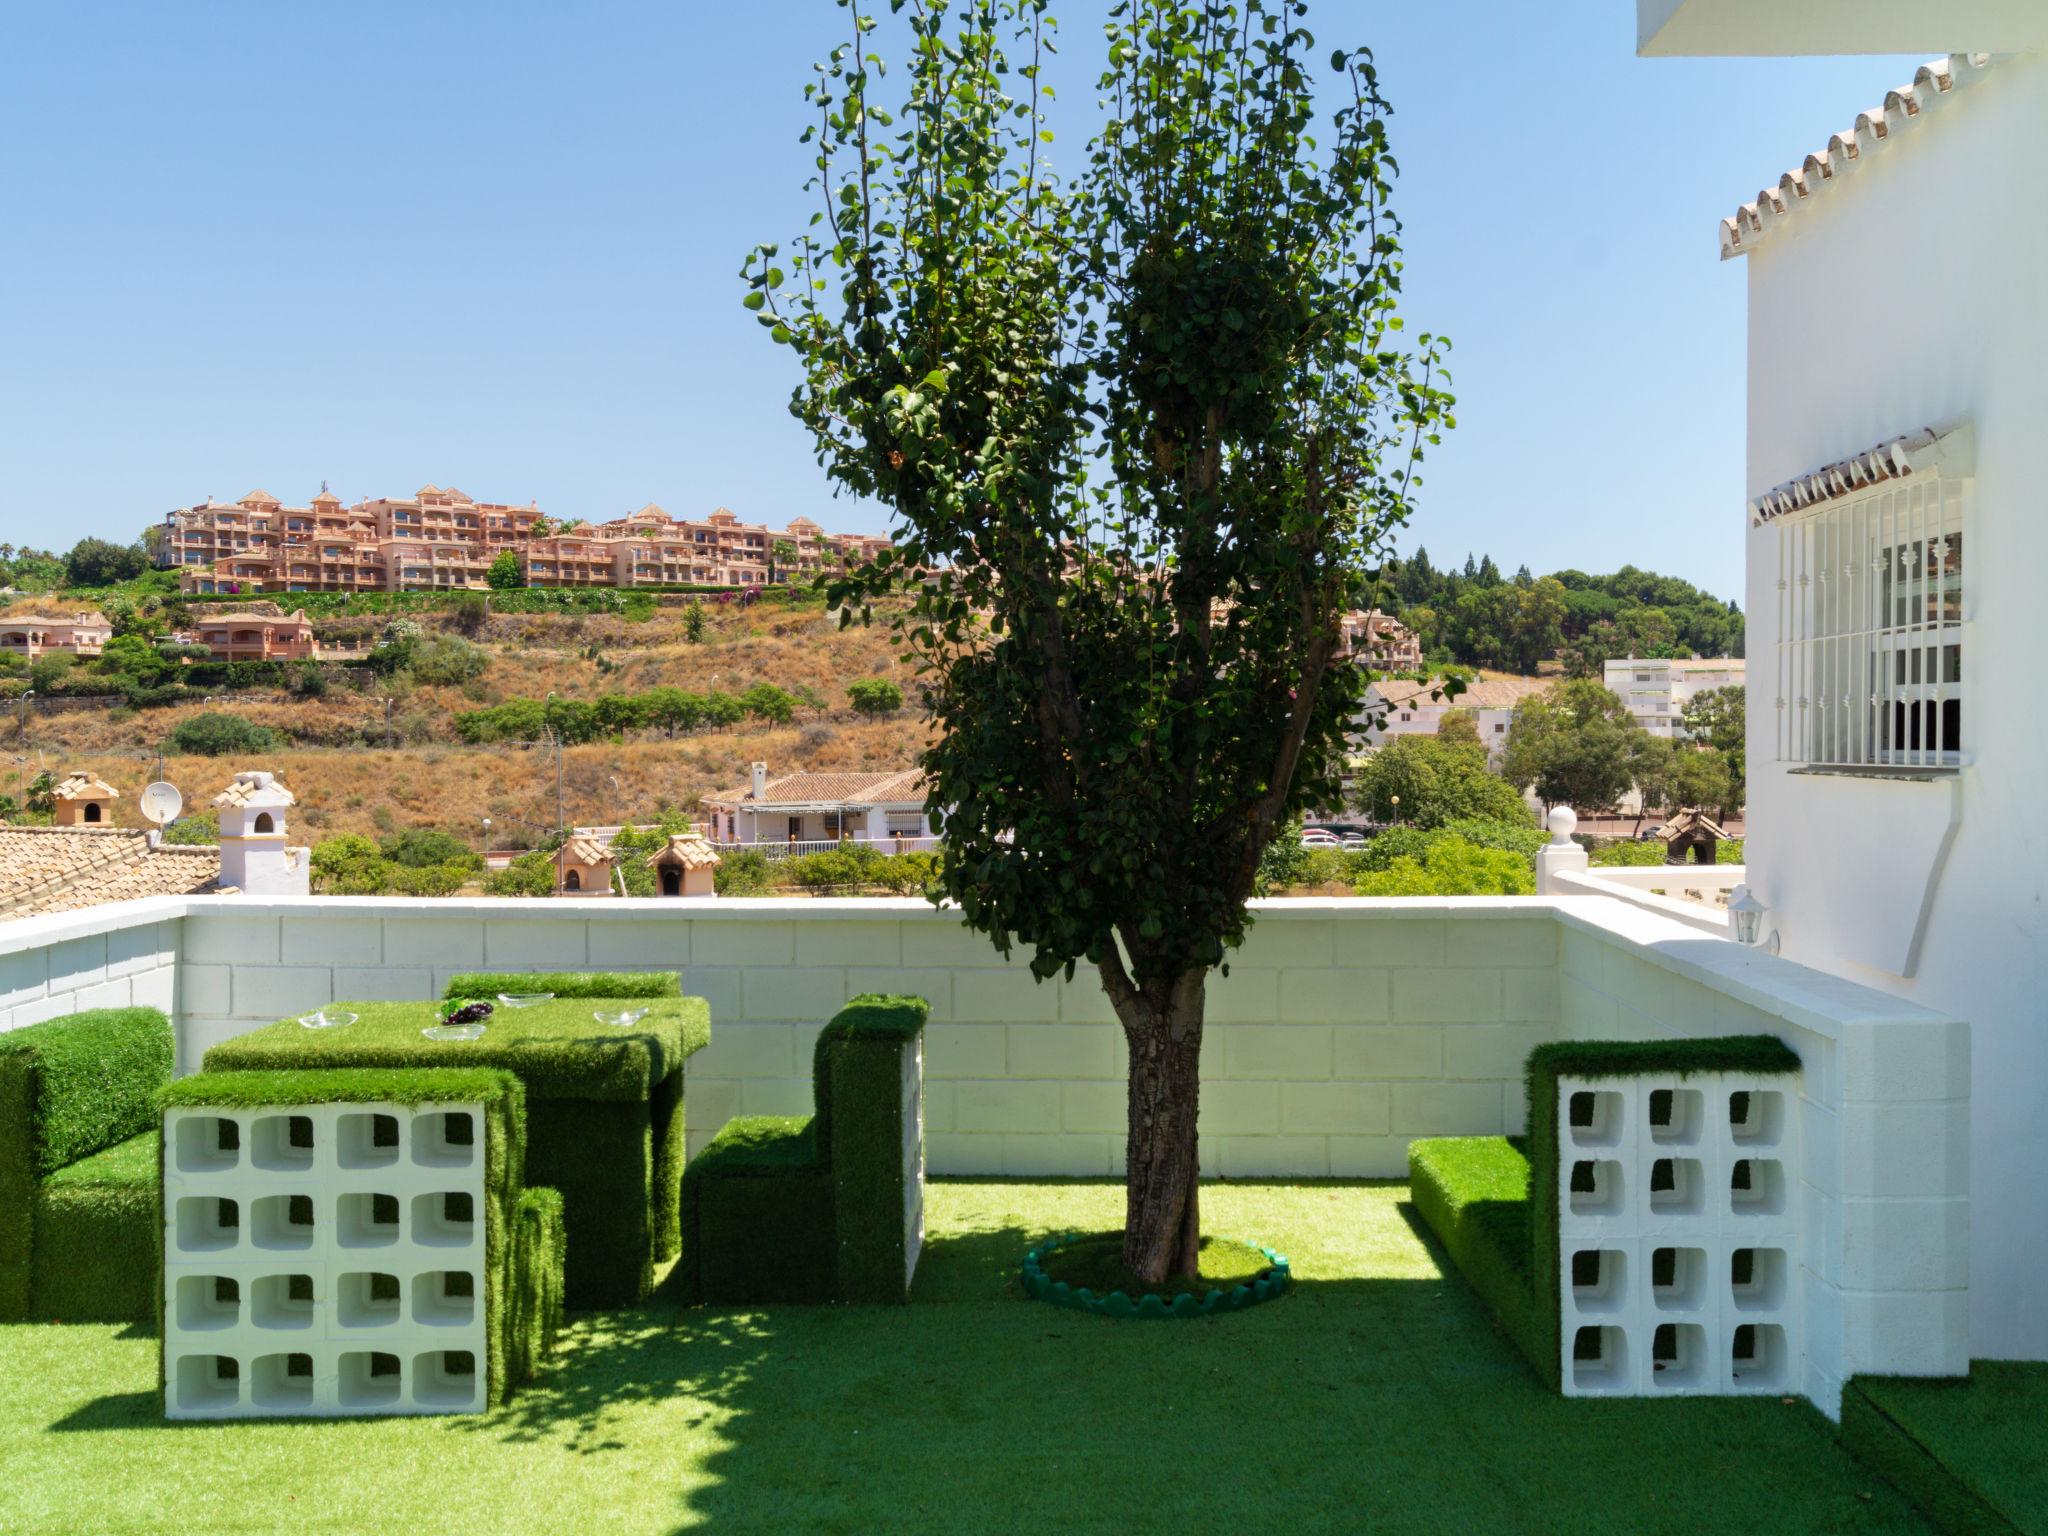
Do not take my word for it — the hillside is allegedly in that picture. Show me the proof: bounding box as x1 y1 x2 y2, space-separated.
9 593 931 846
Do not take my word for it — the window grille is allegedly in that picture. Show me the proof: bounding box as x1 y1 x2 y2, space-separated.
1773 473 1965 768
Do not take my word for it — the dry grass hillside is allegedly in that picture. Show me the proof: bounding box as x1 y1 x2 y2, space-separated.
12 597 935 846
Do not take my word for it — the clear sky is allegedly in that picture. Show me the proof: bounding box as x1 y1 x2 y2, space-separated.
0 3 1916 600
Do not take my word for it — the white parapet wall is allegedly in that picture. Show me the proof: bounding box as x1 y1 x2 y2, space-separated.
0 890 1969 1413
161 1099 489 1419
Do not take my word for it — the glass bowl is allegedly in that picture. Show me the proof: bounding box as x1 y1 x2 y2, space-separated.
593 1008 650 1029
298 1009 358 1030
497 992 555 1009
422 1022 487 1042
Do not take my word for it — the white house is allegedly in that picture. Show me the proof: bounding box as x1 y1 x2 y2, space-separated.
1602 656 1745 738
1356 674 1552 763
702 763 936 851
1648 0 2048 1363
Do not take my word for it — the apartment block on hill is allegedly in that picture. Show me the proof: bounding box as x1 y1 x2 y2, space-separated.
162 485 891 595
1355 674 1553 761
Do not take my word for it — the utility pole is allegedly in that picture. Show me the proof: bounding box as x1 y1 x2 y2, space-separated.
17 689 33 744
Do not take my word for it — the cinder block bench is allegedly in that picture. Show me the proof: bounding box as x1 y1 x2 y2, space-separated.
1 1007 173 1324
158 1066 563 1418
679 994 928 1305
205 972 707 1308
1409 1035 1802 1396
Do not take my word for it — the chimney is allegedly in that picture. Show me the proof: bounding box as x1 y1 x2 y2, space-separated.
751 761 767 801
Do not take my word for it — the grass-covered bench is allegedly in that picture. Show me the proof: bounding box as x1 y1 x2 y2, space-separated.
159 1066 563 1416
1409 1036 1802 1391
1 1007 173 1324
679 995 927 1305
203 975 708 1308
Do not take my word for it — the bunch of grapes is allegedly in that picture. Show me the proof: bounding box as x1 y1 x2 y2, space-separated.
440 999 494 1027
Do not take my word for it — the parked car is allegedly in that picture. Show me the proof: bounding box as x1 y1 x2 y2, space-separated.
1300 829 1341 848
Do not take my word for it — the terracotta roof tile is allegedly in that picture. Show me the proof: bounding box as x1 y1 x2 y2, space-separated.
1722 54 1991 260
0 825 225 917
654 832 720 871
52 773 120 801
707 768 928 806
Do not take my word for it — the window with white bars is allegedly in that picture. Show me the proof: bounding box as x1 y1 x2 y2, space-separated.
1773 474 1965 769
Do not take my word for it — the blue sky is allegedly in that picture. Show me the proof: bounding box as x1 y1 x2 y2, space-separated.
0 3 1915 600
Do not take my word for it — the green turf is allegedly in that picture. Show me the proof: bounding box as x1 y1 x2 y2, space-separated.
445 971 683 1002
31 1133 158 1325
1035 1232 1272 1298
0 1181 1931 1536
1846 1364 2048 1534
1407 1136 1547 1382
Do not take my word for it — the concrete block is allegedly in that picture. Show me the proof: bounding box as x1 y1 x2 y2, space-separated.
1442 1025 1553 1083
1480 920 1558 968
1843 1289 1969 1378
742 966 849 1023
1391 1082 1504 1137
1201 1081 1280 1136
1235 919 1335 969
284 915 380 967
234 967 336 1022
690 920 795 968
383 920 485 969
1333 1025 1443 1081
685 1078 741 1143
1841 1020 1969 1105
1840 1102 1969 1201
131 967 176 1017
741 1077 819 1118
1503 967 1561 1022
1061 1081 1125 1135
692 1023 794 1080
1840 1198 1969 1291
1281 1082 1389 1136
677 967 742 1021
924 1024 1006 1079
1328 1135 1410 1178
331 968 436 1004
922 1081 956 1133
927 1133 1002 1175
480 918 588 969
1205 967 1278 1025
46 934 108 992
953 1080 1061 1134
1559 973 1621 1035
107 921 172 978
1003 1135 1113 1177
1389 966 1502 1024
1335 917 1444 968
1007 1024 1115 1081
1057 975 1120 1025
1217 1136 1327 1178
795 920 900 968
181 964 234 1018
1218 1025 1331 1080
953 968 1061 1023
900 918 1012 968
1278 969 1391 1025
586 921 691 970
183 915 280 966
0 947 46 1011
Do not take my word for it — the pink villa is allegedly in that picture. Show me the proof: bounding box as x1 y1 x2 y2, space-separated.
190 610 317 662
0 612 112 660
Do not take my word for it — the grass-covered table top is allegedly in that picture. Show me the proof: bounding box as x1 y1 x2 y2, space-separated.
202 997 710 1102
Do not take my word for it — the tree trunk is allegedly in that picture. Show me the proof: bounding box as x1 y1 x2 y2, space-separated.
1106 963 1207 1285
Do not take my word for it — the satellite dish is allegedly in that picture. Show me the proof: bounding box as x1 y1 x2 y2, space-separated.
140 781 184 828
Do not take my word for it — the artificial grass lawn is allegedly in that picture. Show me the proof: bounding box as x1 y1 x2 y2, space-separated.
1037 1232 1273 1299
1845 1364 2048 1533
0 1181 1933 1536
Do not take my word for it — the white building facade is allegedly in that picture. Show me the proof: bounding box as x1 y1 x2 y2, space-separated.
1660 0 2048 1361
1603 657 1744 738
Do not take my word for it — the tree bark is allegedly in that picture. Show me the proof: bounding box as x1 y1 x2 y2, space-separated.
1103 961 1206 1284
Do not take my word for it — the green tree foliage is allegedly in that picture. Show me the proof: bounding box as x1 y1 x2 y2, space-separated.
1441 576 1566 673
739 682 797 724
159 810 219 846
25 769 57 814
379 827 483 872
1680 685 1745 812
1352 735 1532 829
711 847 772 897
28 652 74 694
1500 678 1657 811
407 634 489 687
1353 832 1533 896
64 538 148 588
366 619 423 676
98 634 171 686
289 660 328 698
485 550 524 590
167 711 279 756
683 603 707 644
483 850 556 897
750 0 1454 1281
846 677 904 718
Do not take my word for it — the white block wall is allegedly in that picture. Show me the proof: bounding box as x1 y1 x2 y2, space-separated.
161 1099 488 1420
0 906 178 1030
1557 1071 1802 1397
0 891 1968 1416
158 898 1565 1179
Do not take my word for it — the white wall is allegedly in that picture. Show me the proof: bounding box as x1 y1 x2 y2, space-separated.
1743 54 2048 1360
0 892 1970 1412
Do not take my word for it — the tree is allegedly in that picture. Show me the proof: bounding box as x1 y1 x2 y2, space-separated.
683 603 706 644
25 770 57 814
739 682 796 724
486 550 524 590
1352 734 1530 828
379 827 483 872
99 633 171 685
1680 685 1746 812
1501 679 1656 811
767 539 800 585
168 711 280 756
64 537 147 588
641 686 706 736
846 677 903 718
751 0 1453 1281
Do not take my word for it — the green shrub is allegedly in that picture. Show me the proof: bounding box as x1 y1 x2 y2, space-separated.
407 633 488 686
1438 816 1546 869
167 710 278 756
846 677 903 717
713 847 773 896
159 810 219 846
484 850 555 896
380 827 483 872
1354 834 1533 896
